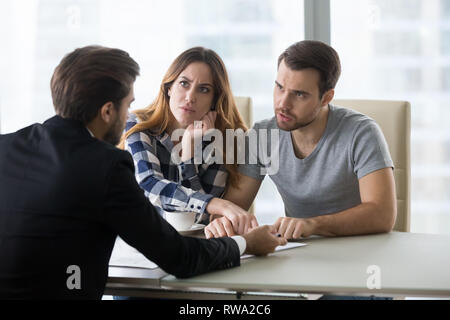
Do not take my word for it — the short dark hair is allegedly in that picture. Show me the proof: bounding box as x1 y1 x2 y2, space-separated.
278 40 341 97
51 45 140 124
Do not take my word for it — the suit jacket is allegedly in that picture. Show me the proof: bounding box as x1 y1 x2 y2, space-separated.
0 116 240 299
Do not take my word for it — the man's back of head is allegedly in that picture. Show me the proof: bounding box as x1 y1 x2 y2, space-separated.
51 45 139 124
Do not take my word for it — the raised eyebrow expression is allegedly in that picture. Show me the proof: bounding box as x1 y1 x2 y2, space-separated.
180 76 213 89
275 81 310 97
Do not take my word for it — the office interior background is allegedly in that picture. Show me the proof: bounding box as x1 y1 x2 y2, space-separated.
1 0 449 234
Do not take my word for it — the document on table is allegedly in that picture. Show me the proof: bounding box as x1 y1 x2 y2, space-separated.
241 242 307 260
109 237 158 270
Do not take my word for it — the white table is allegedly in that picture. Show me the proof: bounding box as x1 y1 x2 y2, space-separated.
105 232 450 299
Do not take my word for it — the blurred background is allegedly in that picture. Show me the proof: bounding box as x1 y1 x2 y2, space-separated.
1 0 449 234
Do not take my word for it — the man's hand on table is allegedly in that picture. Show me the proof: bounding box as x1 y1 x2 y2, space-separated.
273 217 316 240
241 225 287 256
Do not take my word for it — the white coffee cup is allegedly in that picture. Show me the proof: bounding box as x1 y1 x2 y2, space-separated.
165 211 196 231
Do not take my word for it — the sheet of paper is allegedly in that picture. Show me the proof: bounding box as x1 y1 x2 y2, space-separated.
241 242 307 260
109 237 158 269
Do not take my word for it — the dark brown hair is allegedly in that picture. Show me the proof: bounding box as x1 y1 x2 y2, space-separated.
278 40 341 97
51 45 140 124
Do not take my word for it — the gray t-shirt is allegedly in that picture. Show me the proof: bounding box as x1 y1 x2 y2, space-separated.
239 104 393 219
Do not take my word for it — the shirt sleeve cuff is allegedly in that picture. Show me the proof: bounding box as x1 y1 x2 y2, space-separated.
187 192 213 224
231 235 247 256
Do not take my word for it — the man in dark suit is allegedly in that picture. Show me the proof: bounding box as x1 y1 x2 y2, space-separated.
0 46 286 299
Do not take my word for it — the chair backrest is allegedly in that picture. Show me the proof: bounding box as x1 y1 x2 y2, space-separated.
234 96 253 128
234 96 255 214
332 99 411 232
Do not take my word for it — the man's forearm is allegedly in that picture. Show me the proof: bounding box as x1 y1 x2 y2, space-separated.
309 202 396 237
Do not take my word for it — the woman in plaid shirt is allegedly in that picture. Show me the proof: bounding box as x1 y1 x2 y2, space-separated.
120 47 258 238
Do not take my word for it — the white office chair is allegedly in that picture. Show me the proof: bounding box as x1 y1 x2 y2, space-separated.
332 99 411 232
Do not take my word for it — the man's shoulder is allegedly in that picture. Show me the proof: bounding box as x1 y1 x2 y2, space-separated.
329 104 386 152
329 104 376 131
97 139 133 164
1 122 55 148
0 123 36 152
42 116 135 167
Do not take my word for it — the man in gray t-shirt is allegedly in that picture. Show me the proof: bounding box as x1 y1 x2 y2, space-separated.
204 40 396 240
240 104 393 220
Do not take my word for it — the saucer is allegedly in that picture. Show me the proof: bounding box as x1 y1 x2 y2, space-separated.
178 224 205 235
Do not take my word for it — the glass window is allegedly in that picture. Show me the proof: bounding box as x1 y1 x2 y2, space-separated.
0 0 304 225
442 0 450 19
331 0 450 234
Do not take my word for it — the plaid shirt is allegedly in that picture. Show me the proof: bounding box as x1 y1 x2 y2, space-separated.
124 113 228 224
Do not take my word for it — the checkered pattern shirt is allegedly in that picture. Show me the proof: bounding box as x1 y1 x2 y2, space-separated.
124 113 228 224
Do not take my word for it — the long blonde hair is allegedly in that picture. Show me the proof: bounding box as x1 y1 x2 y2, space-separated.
119 47 247 188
